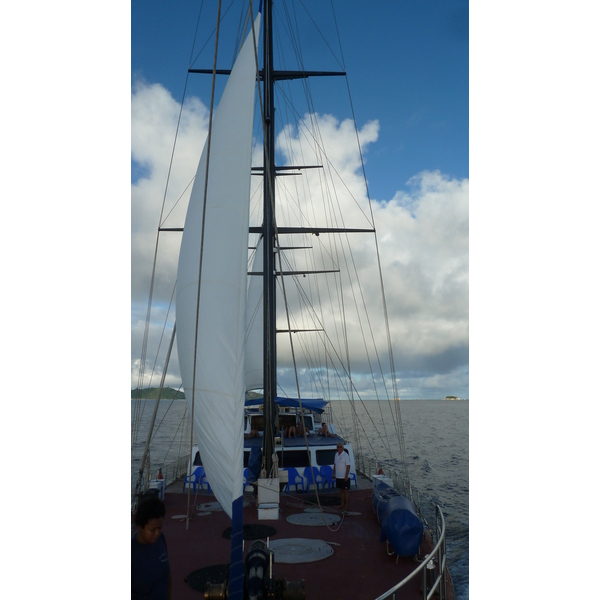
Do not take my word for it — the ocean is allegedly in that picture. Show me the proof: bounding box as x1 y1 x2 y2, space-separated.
131 398 469 600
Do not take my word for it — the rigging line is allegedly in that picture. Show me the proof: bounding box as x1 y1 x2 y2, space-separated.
132 280 176 435
157 23 198 231
270 22 360 251
147 284 177 389
275 85 374 225
333 228 398 459
132 283 177 453
272 5 396 472
132 237 160 452
338 78 408 464
271 17 372 249
133 0 203 449
157 399 187 467
133 326 177 502
328 0 346 71
297 0 345 72
177 401 191 468
160 176 195 227
277 266 385 460
187 0 224 528
323 188 402 461
274 118 342 405
188 0 239 71
274 216 333 518
336 233 400 461
326 0 408 472
276 251 342 402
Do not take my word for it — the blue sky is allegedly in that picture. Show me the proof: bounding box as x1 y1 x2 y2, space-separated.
131 0 469 399
132 0 469 200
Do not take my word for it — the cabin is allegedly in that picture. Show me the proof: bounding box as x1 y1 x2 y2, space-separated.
189 402 357 491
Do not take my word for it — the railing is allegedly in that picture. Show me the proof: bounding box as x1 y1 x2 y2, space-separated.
132 453 191 505
353 450 450 600
374 504 449 600
159 454 191 488
354 451 412 499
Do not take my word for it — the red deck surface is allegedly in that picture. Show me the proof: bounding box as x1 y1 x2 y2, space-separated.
148 483 454 599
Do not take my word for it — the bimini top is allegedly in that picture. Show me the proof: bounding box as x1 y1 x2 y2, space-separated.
244 396 327 414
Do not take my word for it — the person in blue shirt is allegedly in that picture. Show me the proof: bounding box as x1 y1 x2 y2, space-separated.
132 496 172 599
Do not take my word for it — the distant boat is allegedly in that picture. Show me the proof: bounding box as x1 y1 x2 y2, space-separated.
132 2 455 599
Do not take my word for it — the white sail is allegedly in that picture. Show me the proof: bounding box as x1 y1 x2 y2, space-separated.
245 237 263 391
176 13 261 519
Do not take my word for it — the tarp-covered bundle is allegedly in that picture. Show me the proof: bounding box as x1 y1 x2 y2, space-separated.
373 481 423 557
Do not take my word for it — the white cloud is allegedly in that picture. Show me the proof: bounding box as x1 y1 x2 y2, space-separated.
131 82 469 398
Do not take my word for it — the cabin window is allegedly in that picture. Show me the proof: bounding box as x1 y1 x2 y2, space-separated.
279 414 296 430
301 415 314 430
315 449 337 466
276 450 311 469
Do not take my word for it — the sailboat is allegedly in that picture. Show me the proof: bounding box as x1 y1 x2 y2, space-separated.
132 1 456 598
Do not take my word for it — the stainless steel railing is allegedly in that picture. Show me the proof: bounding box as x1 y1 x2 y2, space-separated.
132 453 191 503
374 504 449 600
352 450 450 600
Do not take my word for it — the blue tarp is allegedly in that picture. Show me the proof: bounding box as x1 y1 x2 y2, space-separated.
373 481 423 557
244 396 327 414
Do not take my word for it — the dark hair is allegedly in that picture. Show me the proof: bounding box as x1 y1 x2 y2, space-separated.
134 495 166 528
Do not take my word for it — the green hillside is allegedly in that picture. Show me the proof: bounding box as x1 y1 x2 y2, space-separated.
131 387 185 400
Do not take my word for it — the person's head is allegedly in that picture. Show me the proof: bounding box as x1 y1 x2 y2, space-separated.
134 495 166 544
336 443 344 454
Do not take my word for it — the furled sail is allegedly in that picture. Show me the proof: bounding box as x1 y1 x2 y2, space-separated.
176 12 261 521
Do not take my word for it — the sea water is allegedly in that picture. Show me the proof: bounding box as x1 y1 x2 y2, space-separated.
131 398 469 600
396 400 468 600
331 399 468 600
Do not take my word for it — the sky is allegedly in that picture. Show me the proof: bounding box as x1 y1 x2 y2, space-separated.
131 0 469 399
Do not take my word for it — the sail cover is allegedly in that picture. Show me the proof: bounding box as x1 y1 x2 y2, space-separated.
176 13 261 520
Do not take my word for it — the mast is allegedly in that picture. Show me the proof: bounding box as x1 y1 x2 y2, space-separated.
258 0 347 474
181 2 344 478
262 0 277 474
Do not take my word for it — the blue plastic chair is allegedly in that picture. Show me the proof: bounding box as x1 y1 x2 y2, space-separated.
243 468 252 492
319 465 333 491
198 468 212 492
348 471 358 489
283 467 304 493
303 466 321 492
182 466 204 492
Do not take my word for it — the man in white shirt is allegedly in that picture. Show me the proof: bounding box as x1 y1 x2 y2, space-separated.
332 442 351 510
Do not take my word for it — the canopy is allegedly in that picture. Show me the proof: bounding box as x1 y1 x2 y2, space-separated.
244 396 327 413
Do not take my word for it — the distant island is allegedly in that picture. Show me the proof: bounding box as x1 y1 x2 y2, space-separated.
444 395 461 400
131 387 185 400
131 388 266 401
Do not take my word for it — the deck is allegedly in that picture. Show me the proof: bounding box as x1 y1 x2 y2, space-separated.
144 473 453 599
